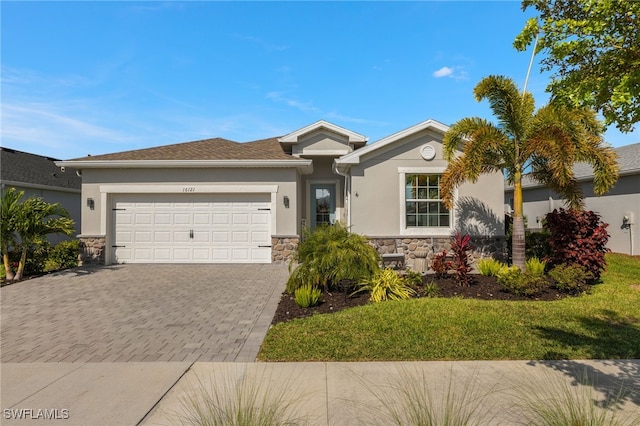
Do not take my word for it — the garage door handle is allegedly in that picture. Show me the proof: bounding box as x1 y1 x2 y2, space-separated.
112 245 126 248
258 245 272 248
189 230 194 239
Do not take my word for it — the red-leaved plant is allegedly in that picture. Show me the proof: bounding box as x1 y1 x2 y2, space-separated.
451 232 473 286
544 208 609 280
431 250 452 279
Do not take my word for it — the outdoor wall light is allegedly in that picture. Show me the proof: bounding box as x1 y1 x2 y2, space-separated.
283 196 290 208
87 198 95 210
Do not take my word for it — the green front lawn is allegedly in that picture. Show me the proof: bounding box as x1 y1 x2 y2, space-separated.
258 254 640 361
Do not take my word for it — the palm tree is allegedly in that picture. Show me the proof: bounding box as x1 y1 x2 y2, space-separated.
441 75 619 270
13 197 74 280
1 188 25 280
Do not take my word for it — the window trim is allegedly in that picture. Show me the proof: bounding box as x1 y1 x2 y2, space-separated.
398 167 454 235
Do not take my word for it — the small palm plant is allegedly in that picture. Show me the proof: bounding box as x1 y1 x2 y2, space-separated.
287 223 380 293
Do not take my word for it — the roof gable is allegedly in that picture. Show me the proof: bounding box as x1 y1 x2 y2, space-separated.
278 120 368 145
335 119 449 167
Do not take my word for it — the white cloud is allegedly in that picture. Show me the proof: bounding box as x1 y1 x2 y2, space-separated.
433 66 468 81
433 67 454 78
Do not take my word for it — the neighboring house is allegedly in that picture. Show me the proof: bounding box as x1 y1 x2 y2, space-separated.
56 120 506 266
1 147 81 244
505 142 640 255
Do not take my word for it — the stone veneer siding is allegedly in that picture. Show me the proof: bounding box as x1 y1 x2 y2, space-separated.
78 235 106 265
271 236 299 264
371 236 507 272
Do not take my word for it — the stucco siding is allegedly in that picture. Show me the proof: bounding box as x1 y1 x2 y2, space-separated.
349 130 504 237
516 174 640 255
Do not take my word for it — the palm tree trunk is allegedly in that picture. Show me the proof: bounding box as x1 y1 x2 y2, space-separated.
2 244 15 280
512 175 526 270
14 246 27 281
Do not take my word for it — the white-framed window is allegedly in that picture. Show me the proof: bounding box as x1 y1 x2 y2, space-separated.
399 167 453 235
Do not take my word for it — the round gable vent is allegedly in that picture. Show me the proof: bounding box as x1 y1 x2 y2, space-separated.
420 144 436 161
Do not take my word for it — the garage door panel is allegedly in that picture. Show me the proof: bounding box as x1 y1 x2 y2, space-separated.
154 213 171 225
113 194 271 263
232 213 250 225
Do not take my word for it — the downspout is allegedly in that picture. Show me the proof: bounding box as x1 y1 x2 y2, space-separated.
333 162 350 228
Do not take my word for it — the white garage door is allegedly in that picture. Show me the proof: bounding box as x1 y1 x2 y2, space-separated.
112 194 272 263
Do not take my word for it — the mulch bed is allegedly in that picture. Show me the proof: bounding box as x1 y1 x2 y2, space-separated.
271 274 578 326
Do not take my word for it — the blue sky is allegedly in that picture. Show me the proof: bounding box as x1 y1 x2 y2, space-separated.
2 1 638 160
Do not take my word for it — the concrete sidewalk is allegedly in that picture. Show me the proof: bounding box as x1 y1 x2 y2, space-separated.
2 360 638 425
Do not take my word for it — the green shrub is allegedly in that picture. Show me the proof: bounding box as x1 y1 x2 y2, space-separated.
358 268 415 303
404 270 424 288
525 257 547 277
294 284 322 308
287 223 380 293
497 266 546 296
44 239 80 272
11 239 51 276
549 264 594 294
476 258 504 276
423 282 440 298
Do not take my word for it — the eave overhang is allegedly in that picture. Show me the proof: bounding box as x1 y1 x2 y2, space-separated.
55 159 314 174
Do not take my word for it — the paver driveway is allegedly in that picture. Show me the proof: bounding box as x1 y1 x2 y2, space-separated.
0 264 288 363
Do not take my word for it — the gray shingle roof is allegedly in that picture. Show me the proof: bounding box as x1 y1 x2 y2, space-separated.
573 142 640 178
1 147 81 190
509 142 640 190
68 137 295 161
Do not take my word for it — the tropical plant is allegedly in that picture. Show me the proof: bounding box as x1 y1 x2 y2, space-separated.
451 232 473 286
525 257 546 277
13 197 74 280
286 223 380 293
44 239 80 272
431 250 452 279
404 269 424 288
476 258 504 277
1 188 25 280
357 268 415 303
423 282 440 298
294 284 322 308
545 208 609 280
441 75 619 270
549 263 593 294
515 0 640 133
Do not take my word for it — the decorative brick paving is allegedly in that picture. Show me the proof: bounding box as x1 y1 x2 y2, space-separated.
0 264 287 363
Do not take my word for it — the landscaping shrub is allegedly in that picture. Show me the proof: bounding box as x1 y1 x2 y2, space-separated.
11 240 51 276
357 268 415 303
525 257 547 277
549 264 593 294
526 229 552 260
404 269 423 288
423 282 440 298
476 257 504 277
286 223 380 293
497 266 546 296
545 208 609 280
430 250 452 279
44 239 80 272
451 232 473 286
294 284 322 308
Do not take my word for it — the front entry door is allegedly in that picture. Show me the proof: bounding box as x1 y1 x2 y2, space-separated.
310 184 336 229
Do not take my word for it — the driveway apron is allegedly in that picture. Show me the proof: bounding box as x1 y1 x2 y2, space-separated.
0 264 288 363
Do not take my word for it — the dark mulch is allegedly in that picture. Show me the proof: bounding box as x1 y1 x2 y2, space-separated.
271 274 577 326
